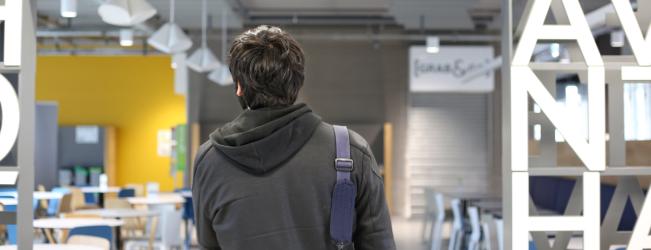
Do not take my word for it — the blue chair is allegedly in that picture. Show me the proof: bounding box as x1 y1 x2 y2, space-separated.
68 226 113 248
47 187 70 216
529 241 537 250
84 192 98 205
117 188 135 198
4 204 16 245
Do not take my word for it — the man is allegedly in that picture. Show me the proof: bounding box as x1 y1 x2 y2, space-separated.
192 25 395 250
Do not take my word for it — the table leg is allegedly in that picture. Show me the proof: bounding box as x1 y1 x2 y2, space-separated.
42 228 56 244
99 193 105 207
114 226 121 250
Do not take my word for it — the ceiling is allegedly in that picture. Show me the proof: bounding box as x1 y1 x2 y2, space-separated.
34 0 616 49
36 0 244 29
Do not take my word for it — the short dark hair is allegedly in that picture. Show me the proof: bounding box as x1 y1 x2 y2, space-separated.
228 25 305 109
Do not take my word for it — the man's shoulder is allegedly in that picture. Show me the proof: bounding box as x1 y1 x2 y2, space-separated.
315 122 373 157
194 141 215 168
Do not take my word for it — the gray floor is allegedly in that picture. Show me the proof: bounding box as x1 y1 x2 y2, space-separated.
393 216 428 250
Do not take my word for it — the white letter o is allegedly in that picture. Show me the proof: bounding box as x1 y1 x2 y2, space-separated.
0 75 20 162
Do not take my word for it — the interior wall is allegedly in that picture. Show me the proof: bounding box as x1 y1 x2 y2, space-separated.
36 56 186 191
195 28 410 214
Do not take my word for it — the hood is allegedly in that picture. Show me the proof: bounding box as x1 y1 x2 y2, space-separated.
209 103 322 175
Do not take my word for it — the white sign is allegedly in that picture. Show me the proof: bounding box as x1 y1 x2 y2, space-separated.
75 126 100 144
157 129 173 157
409 46 494 93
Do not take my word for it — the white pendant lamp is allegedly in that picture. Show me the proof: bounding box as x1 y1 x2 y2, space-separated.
208 67 234 86
98 0 157 26
187 47 222 73
61 0 78 18
209 8 234 86
186 0 221 73
147 0 192 53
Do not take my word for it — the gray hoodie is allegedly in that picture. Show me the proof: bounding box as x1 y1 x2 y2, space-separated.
192 104 395 250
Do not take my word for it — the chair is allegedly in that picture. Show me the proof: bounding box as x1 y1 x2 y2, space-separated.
118 188 136 198
124 184 145 197
105 198 146 237
481 213 500 250
59 194 73 214
70 188 99 211
495 219 503 250
68 235 110 250
429 193 445 250
36 185 49 217
467 207 481 250
47 187 70 216
448 199 463 250
85 192 99 205
68 226 113 249
146 182 160 196
422 188 436 244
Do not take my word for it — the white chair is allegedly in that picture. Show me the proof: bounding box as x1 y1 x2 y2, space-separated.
480 213 499 250
467 207 481 250
495 219 504 250
429 193 446 250
146 182 160 196
448 199 463 250
423 188 436 244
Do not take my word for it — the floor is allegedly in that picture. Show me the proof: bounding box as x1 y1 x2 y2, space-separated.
392 216 428 250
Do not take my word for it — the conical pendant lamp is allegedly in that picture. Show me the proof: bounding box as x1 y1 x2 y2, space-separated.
209 8 234 86
98 0 157 26
208 66 234 86
186 0 221 73
147 0 192 53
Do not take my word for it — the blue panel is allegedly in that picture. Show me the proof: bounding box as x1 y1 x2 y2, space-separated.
553 178 576 214
530 177 559 210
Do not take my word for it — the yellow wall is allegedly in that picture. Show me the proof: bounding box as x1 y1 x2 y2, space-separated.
36 56 186 191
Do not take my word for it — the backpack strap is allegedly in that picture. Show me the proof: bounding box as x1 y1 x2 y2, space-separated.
330 125 356 250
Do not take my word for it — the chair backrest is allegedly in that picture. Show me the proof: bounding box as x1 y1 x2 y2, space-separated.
69 188 87 210
430 193 446 250
450 199 462 229
495 219 504 250
36 185 48 213
124 184 145 197
118 188 136 198
448 199 462 250
182 196 193 221
146 182 160 196
105 198 131 209
58 194 73 214
467 207 481 250
434 193 445 221
84 192 98 205
68 226 113 247
67 235 110 250
48 187 70 216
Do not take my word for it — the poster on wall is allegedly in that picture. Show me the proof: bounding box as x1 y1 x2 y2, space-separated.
409 46 494 93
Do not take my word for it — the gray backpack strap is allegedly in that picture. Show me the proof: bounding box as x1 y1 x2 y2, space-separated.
330 125 356 250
